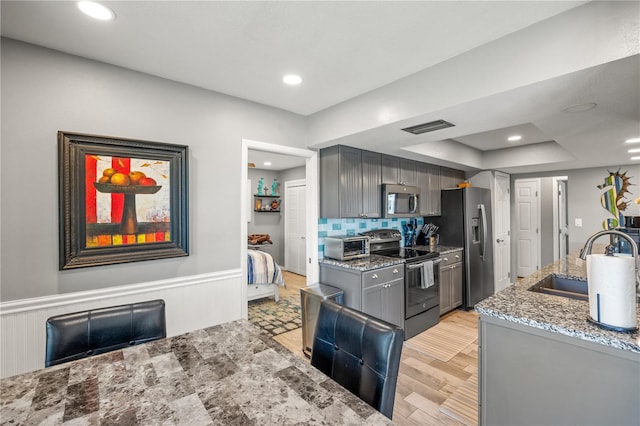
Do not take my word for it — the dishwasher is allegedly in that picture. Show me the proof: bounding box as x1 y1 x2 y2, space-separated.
299 284 344 357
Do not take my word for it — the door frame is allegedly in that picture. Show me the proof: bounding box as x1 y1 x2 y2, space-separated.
284 178 306 274
552 176 569 260
240 139 318 320
515 178 541 277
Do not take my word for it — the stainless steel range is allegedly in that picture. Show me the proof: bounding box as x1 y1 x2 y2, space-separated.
361 229 442 339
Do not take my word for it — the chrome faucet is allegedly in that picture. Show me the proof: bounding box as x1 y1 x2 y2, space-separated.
579 230 638 261
580 230 640 293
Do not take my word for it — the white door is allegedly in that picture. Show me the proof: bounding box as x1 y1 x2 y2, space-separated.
285 180 306 275
516 179 540 277
494 172 511 292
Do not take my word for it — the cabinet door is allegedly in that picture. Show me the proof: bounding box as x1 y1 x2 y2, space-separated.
399 159 417 186
383 278 405 328
441 167 465 189
426 164 441 216
451 262 463 308
338 146 363 217
361 150 381 218
362 283 384 321
381 155 400 184
439 265 453 315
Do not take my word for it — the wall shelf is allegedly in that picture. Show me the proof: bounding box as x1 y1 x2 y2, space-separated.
253 194 280 212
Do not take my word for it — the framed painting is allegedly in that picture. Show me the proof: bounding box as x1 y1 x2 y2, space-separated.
58 131 189 270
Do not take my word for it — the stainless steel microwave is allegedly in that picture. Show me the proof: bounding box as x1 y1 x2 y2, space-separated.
324 235 370 261
383 184 421 218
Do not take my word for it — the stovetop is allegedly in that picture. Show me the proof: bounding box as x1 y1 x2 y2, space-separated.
371 247 439 262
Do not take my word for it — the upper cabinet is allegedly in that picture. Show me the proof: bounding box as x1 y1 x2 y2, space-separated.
381 155 417 186
320 145 381 218
320 145 465 219
441 167 465 189
417 163 441 216
381 155 400 184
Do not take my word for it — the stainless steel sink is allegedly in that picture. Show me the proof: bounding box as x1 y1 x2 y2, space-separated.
528 274 588 301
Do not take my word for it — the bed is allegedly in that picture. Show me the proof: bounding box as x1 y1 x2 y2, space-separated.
247 249 285 302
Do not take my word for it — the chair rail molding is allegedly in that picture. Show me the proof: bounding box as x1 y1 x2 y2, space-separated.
0 269 242 378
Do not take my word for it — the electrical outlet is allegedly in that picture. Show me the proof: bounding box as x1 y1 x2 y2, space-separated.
575 218 583 227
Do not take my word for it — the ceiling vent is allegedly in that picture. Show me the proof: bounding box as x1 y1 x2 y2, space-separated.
401 119 455 135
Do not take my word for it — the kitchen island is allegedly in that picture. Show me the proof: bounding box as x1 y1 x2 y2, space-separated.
0 320 392 425
475 252 640 425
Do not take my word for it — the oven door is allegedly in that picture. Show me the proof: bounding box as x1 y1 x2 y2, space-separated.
405 258 441 318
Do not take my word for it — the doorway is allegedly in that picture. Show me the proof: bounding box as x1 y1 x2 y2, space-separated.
240 139 318 320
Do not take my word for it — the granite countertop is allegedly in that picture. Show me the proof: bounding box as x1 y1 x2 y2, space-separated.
475 251 640 354
0 320 392 425
319 245 463 272
413 245 463 255
319 254 405 271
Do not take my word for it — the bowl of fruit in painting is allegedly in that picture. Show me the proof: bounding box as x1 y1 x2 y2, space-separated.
94 168 162 194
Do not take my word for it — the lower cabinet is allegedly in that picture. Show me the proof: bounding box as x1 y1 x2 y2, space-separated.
439 250 463 315
319 263 405 328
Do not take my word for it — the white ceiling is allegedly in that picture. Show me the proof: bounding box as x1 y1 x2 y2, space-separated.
2 1 639 174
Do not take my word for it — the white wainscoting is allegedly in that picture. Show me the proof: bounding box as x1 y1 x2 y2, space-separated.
0 269 242 378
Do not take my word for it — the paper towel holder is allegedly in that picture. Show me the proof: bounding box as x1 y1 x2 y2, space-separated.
580 230 639 333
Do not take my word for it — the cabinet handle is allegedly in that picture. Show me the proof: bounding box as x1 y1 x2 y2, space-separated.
455 255 460 259
443 257 449 261
393 269 399 274
371 274 378 279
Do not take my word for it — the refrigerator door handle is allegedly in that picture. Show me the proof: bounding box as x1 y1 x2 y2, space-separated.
479 203 487 261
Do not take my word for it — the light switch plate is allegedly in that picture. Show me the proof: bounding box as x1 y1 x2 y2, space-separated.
575 218 583 227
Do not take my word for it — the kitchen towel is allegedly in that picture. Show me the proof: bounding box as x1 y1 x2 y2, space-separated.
586 254 637 329
420 260 435 289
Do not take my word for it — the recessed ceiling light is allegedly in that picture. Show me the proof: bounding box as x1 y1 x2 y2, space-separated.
628 148 640 153
625 137 640 144
562 102 597 113
263 161 272 166
507 135 522 142
631 156 640 160
283 74 302 85
77 1 115 21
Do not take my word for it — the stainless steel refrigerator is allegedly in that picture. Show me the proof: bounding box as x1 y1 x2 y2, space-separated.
431 187 494 309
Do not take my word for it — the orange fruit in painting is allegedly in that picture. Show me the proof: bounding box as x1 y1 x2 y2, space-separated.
103 168 116 177
98 176 110 184
139 177 157 186
110 172 130 185
129 171 146 185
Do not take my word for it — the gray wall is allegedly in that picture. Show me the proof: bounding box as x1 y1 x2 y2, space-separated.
540 177 554 267
1 38 306 301
512 165 640 272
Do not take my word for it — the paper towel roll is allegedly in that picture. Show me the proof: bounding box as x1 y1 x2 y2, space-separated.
586 254 637 329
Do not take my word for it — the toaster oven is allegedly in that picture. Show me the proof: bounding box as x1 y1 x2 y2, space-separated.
324 235 370 261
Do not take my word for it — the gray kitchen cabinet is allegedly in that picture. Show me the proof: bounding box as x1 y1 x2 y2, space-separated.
319 263 405 328
399 158 417 186
381 155 400 184
439 249 463 315
479 314 640 425
382 155 417 186
320 145 381 218
440 166 465 189
417 163 441 216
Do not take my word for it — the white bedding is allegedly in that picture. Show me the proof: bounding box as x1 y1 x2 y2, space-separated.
247 250 284 286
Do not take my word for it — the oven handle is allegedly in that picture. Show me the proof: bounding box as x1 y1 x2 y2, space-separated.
406 258 442 269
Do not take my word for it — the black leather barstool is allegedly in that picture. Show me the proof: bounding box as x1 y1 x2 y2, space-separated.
310 299 404 419
45 299 166 367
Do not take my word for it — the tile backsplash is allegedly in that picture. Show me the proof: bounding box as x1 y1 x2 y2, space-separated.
318 217 425 258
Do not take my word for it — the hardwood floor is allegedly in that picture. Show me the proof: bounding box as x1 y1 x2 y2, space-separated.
272 272 479 425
